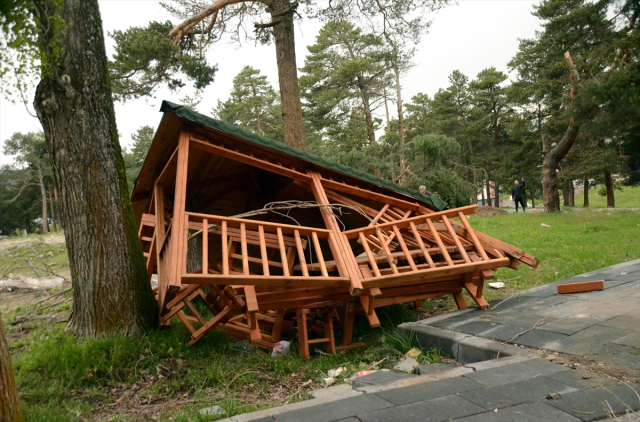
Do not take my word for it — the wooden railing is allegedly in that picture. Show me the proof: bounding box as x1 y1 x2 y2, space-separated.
181 212 350 288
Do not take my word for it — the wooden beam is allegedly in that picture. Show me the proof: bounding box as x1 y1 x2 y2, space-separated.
557 280 603 294
168 130 190 290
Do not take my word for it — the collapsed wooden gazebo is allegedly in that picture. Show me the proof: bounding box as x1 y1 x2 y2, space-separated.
131 101 538 359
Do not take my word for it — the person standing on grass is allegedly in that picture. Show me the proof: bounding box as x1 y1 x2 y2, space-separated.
512 177 526 212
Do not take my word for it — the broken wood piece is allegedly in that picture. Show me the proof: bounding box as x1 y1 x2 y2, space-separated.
557 280 603 295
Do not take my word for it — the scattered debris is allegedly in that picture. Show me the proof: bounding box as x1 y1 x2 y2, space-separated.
198 405 225 418
405 348 422 359
489 282 506 289
557 280 604 294
541 223 552 228
320 377 335 388
271 340 290 357
392 356 419 374
547 393 561 400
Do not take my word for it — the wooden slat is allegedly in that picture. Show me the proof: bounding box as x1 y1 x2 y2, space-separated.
359 232 381 277
312 232 329 278
557 280 604 294
189 305 236 345
202 218 208 275
371 204 390 225
442 215 471 264
458 212 489 261
244 286 259 313
294 230 309 277
186 212 331 237
258 225 270 276
320 177 422 212
277 228 290 277
222 221 229 276
393 225 417 271
409 222 435 268
376 229 398 274
240 223 249 275
342 205 478 239
426 218 453 266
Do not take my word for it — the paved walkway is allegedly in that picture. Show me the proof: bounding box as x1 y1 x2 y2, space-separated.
220 260 640 422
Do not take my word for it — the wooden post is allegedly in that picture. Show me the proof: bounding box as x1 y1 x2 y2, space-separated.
154 183 169 315
169 129 190 290
308 170 363 296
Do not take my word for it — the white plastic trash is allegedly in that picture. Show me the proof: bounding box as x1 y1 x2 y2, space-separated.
271 341 291 357
321 377 335 388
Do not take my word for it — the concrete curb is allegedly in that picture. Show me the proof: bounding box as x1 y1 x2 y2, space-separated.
397 323 531 364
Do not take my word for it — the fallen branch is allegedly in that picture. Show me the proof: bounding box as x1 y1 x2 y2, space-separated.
503 317 548 344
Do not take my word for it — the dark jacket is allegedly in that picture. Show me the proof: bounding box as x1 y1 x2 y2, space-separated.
512 181 525 199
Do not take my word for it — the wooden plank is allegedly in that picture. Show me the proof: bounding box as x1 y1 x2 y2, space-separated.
189 305 236 345
557 280 604 294
297 312 310 359
258 225 270 276
202 218 208 275
342 205 478 239
182 274 349 288
323 311 336 354
277 228 290 277
463 273 489 309
189 137 312 183
458 212 489 261
294 230 309 277
312 232 329 278
270 310 285 342
409 222 435 268
244 285 259 313
442 215 471 264
393 225 417 271
359 232 381 277
426 218 453 266
342 304 356 346
176 311 196 334
168 131 190 289
371 204 390 225
247 312 261 341
320 177 422 212
453 292 467 309
222 221 229 276
240 223 249 276
377 229 398 274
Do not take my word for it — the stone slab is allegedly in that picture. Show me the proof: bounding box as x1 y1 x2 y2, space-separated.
536 317 602 335
462 359 568 387
542 369 620 390
458 376 578 410
415 362 457 376
453 402 581 422
548 325 634 355
309 383 354 399
359 394 486 422
546 384 640 421
613 331 640 348
597 310 640 331
393 357 419 374
463 355 533 372
351 371 414 391
458 335 529 364
375 375 485 406
274 395 394 422
586 342 640 370
510 328 568 349
454 320 503 336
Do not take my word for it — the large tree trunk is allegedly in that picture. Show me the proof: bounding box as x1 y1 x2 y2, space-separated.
583 178 589 207
383 85 391 134
48 183 58 232
37 167 49 233
543 52 581 213
394 65 406 149
0 312 24 422
563 180 574 207
357 77 376 145
604 171 615 208
32 0 158 336
494 179 500 208
269 0 306 150
486 179 491 206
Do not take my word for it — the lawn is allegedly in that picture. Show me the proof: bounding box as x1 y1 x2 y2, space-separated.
3 208 640 421
572 184 640 208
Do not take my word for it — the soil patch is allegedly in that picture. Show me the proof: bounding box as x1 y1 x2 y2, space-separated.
475 206 509 218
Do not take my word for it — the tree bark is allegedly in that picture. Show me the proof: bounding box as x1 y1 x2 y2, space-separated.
543 52 581 213
394 65 406 149
583 178 589 207
563 180 574 207
604 171 615 208
48 182 57 232
269 0 306 150
37 167 49 233
357 77 377 145
494 179 500 208
0 312 24 422
383 85 391 134
32 0 158 336
486 179 491 206
480 180 485 205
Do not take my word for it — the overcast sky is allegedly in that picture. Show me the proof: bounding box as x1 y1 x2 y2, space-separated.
0 0 541 166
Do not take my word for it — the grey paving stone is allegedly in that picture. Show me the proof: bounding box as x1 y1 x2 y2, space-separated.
546 383 640 421
274 394 394 422
458 335 528 364
597 310 640 332
543 369 620 390
486 295 538 310
351 371 414 390
510 328 568 349
586 342 640 370
479 319 549 343
453 402 581 422
536 317 602 335
358 394 485 422
459 376 578 410
613 331 640 348
455 320 503 336
376 375 485 406
604 270 640 282
518 285 559 298
463 358 568 387
334 419 360 422
415 362 457 376
550 325 634 355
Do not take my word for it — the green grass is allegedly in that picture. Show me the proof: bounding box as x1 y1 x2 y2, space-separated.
576 184 640 208
6 209 640 420
0 232 69 278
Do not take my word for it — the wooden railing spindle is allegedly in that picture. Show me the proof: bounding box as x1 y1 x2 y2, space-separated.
458 212 489 261
393 225 417 271
202 218 208 274
277 228 290 277
258 225 270 276
409 222 435 268
442 216 471 264
359 232 381 277
222 221 229 275
376 229 398 274
426 218 453 266
311 232 329 277
294 230 309 277
240 223 249 275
